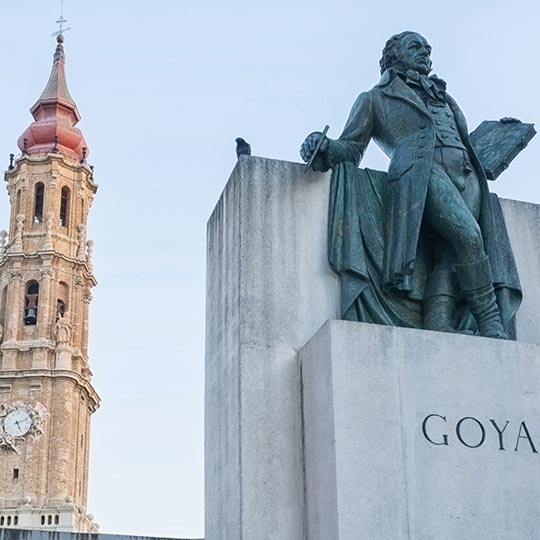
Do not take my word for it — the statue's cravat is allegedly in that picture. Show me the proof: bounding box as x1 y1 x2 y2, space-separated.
404 69 447 104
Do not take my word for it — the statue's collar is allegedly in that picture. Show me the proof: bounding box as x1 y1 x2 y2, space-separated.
376 68 447 92
376 69 395 87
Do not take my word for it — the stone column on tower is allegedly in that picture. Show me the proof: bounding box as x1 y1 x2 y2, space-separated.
0 35 100 533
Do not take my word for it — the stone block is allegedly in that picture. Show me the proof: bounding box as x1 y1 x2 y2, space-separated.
301 320 540 540
498 198 540 342
205 157 338 540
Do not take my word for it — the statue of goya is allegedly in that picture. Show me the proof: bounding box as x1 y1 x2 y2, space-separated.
301 31 530 339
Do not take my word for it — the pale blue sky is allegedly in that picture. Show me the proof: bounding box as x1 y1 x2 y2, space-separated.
1 1 539 538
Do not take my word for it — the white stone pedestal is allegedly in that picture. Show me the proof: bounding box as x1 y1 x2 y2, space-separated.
301 320 540 540
206 157 540 540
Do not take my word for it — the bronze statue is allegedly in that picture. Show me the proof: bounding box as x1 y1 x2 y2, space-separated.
301 31 528 339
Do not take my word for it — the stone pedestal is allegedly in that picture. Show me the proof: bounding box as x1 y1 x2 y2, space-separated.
206 157 338 540
301 320 540 540
205 157 540 540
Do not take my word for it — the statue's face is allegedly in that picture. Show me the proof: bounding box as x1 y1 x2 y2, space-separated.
398 33 432 75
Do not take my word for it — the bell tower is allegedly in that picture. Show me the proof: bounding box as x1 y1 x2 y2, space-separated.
0 35 100 532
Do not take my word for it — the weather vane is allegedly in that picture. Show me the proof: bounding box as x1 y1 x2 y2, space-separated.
51 0 71 38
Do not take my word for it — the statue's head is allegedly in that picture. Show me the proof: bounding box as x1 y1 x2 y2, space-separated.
380 31 432 75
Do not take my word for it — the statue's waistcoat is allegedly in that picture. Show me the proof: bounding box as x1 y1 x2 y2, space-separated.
406 78 468 151
430 101 468 150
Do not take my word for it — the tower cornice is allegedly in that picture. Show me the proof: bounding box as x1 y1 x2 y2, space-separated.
5 154 98 194
0 244 97 285
0 370 100 412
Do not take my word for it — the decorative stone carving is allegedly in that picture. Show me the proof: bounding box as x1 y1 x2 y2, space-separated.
43 212 54 251
76 224 86 260
40 268 53 280
82 291 93 304
11 214 25 252
54 315 72 345
77 179 85 199
0 401 49 454
86 239 94 270
0 230 8 256
9 270 23 282
16 176 26 191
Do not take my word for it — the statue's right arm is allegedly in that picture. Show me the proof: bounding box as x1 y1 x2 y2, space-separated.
327 91 374 167
300 92 374 172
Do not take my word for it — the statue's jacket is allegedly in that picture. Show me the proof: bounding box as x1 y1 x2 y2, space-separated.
320 69 521 335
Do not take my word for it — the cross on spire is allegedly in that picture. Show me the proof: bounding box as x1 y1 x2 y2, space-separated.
51 0 71 38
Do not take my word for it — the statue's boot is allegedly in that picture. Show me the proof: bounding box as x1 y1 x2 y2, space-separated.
455 256 507 339
423 268 456 333
423 294 456 333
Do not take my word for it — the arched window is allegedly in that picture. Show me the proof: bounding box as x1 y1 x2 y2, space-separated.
34 183 44 223
60 187 70 227
24 281 39 325
56 300 66 319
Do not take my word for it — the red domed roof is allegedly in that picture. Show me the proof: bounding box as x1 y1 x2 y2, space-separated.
17 35 88 161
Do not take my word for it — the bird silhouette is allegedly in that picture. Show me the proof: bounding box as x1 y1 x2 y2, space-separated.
235 137 251 159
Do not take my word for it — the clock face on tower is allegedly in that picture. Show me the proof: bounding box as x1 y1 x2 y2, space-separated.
0 402 48 453
4 409 32 437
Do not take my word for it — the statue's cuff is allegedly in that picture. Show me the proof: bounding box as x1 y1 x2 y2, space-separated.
325 139 359 168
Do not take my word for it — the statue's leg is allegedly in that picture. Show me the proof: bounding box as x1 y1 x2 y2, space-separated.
423 163 484 264
454 256 507 338
423 239 457 332
423 165 506 338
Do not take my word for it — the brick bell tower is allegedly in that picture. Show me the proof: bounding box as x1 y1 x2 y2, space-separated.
0 35 100 532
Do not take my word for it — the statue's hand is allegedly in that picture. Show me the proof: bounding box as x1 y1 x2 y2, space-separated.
300 131 329 163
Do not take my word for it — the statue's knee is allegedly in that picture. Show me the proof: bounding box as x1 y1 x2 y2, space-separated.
461 225 484 258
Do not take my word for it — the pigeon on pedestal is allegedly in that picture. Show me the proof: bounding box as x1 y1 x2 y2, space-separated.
235 137 251 159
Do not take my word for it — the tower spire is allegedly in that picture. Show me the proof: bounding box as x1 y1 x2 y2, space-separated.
17 34 88 161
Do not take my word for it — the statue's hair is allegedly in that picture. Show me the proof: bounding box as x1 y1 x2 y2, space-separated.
379 31 420 74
